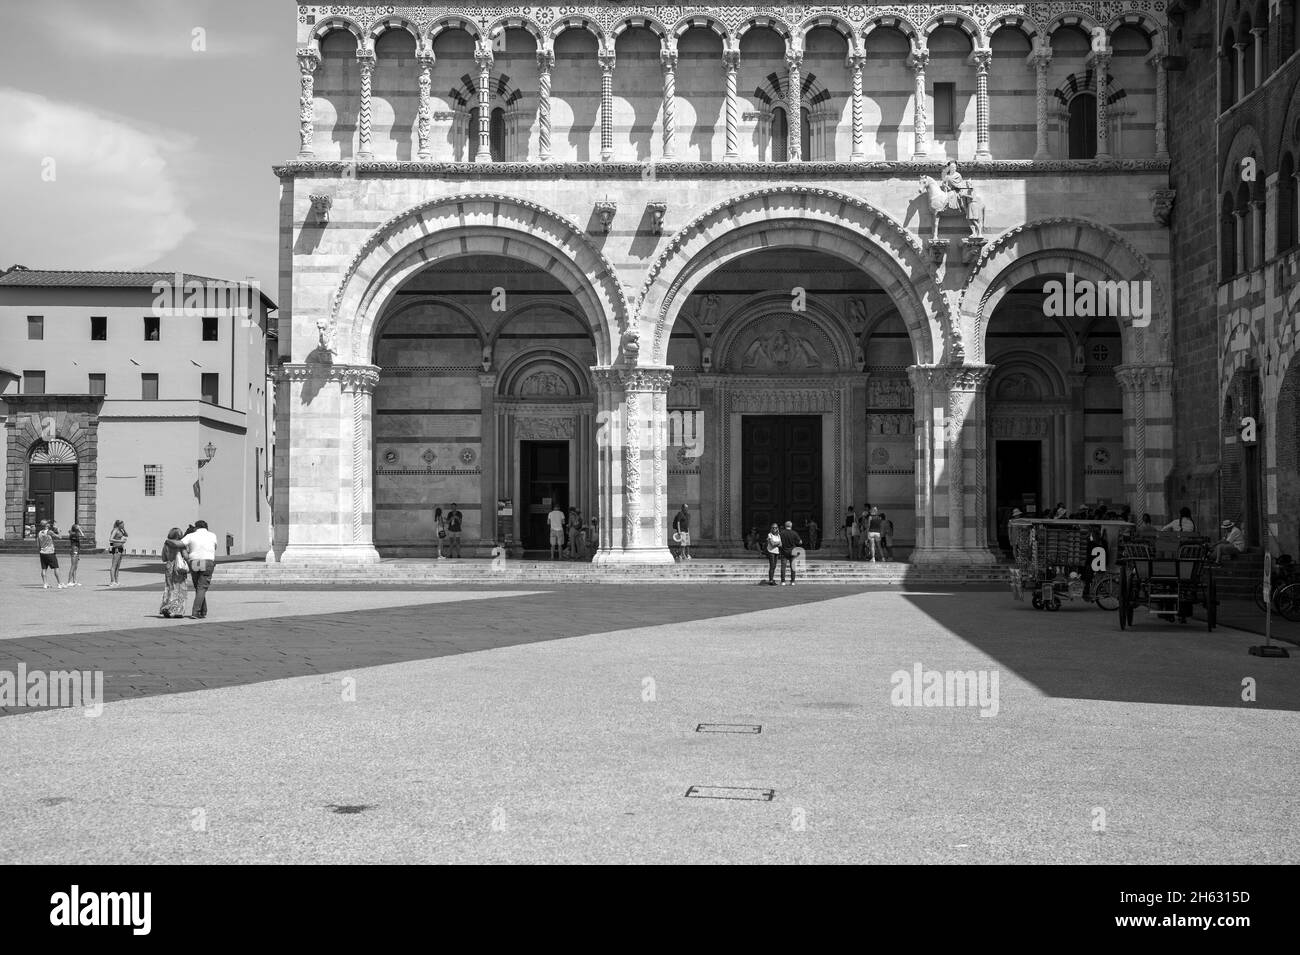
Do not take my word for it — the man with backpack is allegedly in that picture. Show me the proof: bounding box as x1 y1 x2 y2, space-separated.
779 520 803 586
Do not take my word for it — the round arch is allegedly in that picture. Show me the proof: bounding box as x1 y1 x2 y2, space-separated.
427 16 480 42
671 14 729 41
861 14 921 47
610 15 669 41
550 16 605 48
987 15 1041 42
1044 14 1102 38
329 194 625 367
373 295 486 362
367 16 421 47
486 16 547 50
710 290 856 372
735 15 793 43
986 348 1070 401
487 298 597 354
921 12 985 47
495 347 593 399
28 438 79 465
640 187 946 366
797 14 856 47
310 16 364 50
964 218 1170 364
1222 124 1266 191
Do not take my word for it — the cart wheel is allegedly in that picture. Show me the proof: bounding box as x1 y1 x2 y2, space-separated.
1094 574 1120 611
1207 572 1217 631
1046 597 1061 611
1031 594 1043 610
1278 584 1300 623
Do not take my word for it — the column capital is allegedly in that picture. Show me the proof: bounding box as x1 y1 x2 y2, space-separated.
846 50 865 70
338 364 381 394
477 372 498 389
722 48 740 72
1233 42 1247 53
536 48 554 71
297 48 320 71
785 48 803 70
1087 48 1112 69
356 49 376 71
598 51 616 73
416 50 435 68
660 48 678 70
908 363 995 392
970 47 992 73
1114 362 1174 393
474 48 494 71
907 47 929 71
1027 47 1053 69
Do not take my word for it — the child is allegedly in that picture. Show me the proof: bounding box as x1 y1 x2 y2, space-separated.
37 520 64 589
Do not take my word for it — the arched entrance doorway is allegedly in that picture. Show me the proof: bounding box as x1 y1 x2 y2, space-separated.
1222 366 1263 546
28 438 78 532
369 253 597 556
983 276 1125 540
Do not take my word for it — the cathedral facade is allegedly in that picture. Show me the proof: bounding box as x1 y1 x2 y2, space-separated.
273 0 1175 563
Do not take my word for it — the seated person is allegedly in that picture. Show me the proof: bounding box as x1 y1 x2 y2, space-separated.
1161 507 1196 532
1212 520 1245 564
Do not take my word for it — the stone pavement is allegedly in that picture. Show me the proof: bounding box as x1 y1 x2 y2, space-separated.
1 554 1296 864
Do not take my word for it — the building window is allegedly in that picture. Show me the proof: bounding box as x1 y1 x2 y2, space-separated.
143 315 160 341
23 371 45 395
1221 193 1237 280
933 83 956 137
88 373 106 396
141 373 159 400
201 373 219 405
27 316 43 340
91 316 107 340
771 106 788 162
1068 93 1097 159
144 465 162 497
490 108 506 161
202 316 219 341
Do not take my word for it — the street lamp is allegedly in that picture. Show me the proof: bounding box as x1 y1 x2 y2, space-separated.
198 442 217 469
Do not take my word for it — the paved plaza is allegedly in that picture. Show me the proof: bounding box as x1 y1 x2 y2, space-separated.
0 554 1296 864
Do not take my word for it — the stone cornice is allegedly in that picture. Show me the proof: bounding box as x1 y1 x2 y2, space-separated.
907 363 995 391
272 362 382 393
273 158 1171 179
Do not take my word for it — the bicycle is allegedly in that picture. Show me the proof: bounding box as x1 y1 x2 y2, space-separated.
1256 578 1300 621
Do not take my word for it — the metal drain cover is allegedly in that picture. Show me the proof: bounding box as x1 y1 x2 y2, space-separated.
696 723 762 734
326 804 375 814
684 786 775 801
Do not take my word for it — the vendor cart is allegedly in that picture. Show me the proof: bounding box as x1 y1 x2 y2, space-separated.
1115 534 1217 631
1008 519 1133 611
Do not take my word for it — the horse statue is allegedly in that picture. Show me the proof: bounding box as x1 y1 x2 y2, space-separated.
920 175 984 241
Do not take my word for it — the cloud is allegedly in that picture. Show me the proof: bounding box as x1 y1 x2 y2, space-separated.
0 88 195 269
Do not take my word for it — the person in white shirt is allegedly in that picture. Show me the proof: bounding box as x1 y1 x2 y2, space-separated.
179 519 219 619
1161 507 1196 532
1212 519 1246 564
546 505 565 560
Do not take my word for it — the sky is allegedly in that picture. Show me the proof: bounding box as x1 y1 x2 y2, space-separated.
0 0 296 295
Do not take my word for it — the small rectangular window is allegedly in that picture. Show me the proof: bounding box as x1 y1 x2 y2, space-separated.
201 372 220 405
141 373 159 400
144 464 162 497
23 371 46 395
27 316 43 340
202 316 219 341
91 316 107 340
143 315 160 341
934 83 956 137
88 373 106 396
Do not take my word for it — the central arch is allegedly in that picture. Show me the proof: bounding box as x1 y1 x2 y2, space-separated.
328 194 626 366
639 187 949 365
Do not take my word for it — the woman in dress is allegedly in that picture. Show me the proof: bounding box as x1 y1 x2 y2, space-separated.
434 506 446 559
108 519 128 586
67 521 85 586
160 527 188 618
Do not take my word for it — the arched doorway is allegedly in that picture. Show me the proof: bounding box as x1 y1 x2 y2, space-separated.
983 276 1125 535
28 438 78 532
369 253 597 555
1222 367 1263 546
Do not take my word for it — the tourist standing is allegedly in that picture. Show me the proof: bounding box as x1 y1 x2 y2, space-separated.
547 503 566 560
433 506 446 559
108 519 128 586
844 507 859 560
160 527 189 618
764 523 782 585
446 503 463 558
673 504 692 561
807 517 820 551
67 521 85 586
778 520 802 586
37 520 64 589
880 511 895 561
864 506 884 562
179 520 218 619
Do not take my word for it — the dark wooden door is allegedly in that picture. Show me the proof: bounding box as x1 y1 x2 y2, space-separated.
520 440 568 549
29 465 76 528
741 416 821 542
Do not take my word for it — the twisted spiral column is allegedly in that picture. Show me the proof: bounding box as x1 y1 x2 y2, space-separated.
599 51 615 162
661 41 678 159
296 49 320 158
537 48 554 160
1094 49 1112 160
908 47 929 160
1151 51 1168 159
474 46 493 162
416 51 433 160
723 46 740 160
786 47 803 161
1029 46 1052 160
848 50 865 160
356 49 375 160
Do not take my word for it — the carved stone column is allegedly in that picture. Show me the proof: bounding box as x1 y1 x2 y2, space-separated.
479 372 497 546
599 50 616 162
786 45 803 162
973 47 992 160
1092 49 1111 160
848 48 866 161
296 49 320 159
661 38 678 160
1234 43 1247 102
1028 45 1052 160
416 50 434 161
1114 363 1174 521
276 363 383 564
1252 28 1267 88
356 49 376 160
908 46 929 160
1234 209 1247 272
1250 198 1266 266
723 45 740 160
474 45 493 162
1147 48 1168 160
537 47 554 161
907 366 938 554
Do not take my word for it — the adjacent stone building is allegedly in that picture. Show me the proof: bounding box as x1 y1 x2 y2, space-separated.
273 1 1178 563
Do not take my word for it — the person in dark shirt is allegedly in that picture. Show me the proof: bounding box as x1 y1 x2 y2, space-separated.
673 504 691 560
778 520 803 586
446 502 463 558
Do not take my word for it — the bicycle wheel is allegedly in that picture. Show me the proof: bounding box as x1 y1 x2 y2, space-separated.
1093 574 1120 611
1277 583 1300 623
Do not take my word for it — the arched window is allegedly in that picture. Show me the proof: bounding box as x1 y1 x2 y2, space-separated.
1221 193 1237 280
1068 93 1096 159
1280 153 1298 251
490 107 505 162
1237 180 1254 271
800 106 811 162
1222 30 1238 111
771 106 788 162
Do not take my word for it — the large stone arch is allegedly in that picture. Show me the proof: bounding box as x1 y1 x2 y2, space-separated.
328 194 625 367
639 187 946 366
963 217 1170 364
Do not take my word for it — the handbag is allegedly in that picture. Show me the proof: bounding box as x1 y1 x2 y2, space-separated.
438 529 446 539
